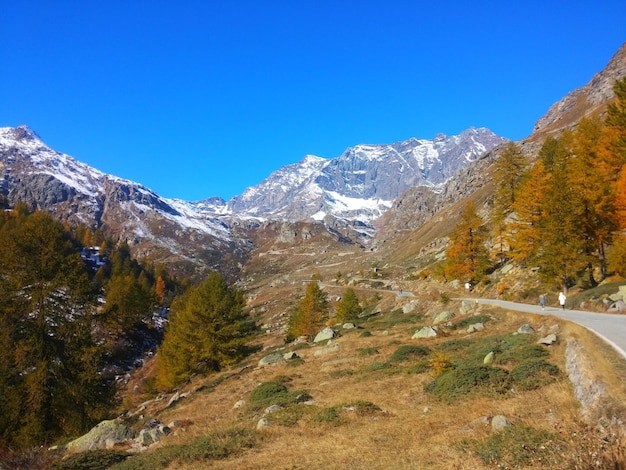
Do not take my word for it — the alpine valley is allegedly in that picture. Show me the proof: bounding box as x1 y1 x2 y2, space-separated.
0 125 506 279
3 45 624 283
3 36 626 470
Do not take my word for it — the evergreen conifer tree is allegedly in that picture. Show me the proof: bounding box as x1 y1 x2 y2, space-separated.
335 288 362 323
287 281 328 340
0 210 111 448
156 271 255 390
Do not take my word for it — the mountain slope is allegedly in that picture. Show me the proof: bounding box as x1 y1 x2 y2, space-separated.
227 127 506 224
375 42 626 254
0 124 506 277
533 42 626 137
0 126 247 278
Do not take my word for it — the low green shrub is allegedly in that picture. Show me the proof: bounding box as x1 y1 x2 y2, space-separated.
270 405 316 427
357 347 379 357
510 359 561 390
496 344 549 365
111 428 256 470
248 381 312 411
406 359 431 375
460 426 565 468
390 344 431 362
248 382 288 409
425 365 511 402
313 406 344 425
368 361 392 371
436 338 473 353
52 450 130 470
350 400 382 417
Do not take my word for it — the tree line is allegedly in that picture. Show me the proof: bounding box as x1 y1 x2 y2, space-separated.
0 205 181 450
443 77 626 290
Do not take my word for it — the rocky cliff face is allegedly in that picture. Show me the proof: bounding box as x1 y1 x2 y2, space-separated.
227 127 507 223
533 42 626 137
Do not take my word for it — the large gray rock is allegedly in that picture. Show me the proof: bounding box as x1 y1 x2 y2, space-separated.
459 300 477 315
282 351 300 360
314 327 336 343
412 326 437 339
467 322 485 333
433 311 454 325
517 324 535 335
608 300 626 312
137 423 170 447
259 352 286 366
314 342 340 356
483 351 495 364
66 419 136 452
537 334 557 345
491 415 511 431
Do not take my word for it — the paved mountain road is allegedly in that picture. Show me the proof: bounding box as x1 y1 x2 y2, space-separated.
462 297 626 359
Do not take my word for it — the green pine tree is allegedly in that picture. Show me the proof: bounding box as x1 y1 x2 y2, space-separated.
0 210 111 448
287 281 328 340
156 271 256 390
335 288 362 323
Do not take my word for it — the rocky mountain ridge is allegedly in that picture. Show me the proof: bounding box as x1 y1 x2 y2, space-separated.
2 42 625 279
226 127 506 224
0 124 505 277
533 42 626 137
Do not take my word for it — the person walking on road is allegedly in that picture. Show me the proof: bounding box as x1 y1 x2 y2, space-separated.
558 291 566 310
539 293 547 310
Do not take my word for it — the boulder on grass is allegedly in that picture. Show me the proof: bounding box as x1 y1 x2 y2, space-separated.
314 327 336 343
66 420 136 452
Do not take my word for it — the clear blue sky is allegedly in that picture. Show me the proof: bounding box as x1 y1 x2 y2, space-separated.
2 1 625 201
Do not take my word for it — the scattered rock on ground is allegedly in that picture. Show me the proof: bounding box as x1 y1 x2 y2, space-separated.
314 342 340 356
537 333 558 345
433 311 454 325
413 326 437 339
65 419 136 452
460 300 477 315
517 324 535 335
314 327 337 343
491 415 512 431
259 352 286 366
483 351 495 364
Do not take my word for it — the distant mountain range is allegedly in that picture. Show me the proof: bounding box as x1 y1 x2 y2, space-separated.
226 127 506 225
0 124 505 277
2 42 625 279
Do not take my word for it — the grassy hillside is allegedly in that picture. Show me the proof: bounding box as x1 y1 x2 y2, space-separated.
53 274 626 470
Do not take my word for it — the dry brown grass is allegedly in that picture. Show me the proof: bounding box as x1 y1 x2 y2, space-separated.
111 298 626 469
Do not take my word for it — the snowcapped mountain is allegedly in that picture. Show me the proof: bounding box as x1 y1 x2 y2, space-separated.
227 127 507 224
0 126 245 277
0 124 505 276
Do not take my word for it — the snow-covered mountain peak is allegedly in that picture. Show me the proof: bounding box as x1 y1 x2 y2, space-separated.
1 125 42 143
226 127 507 224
